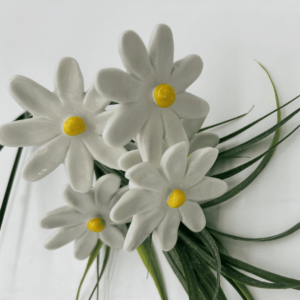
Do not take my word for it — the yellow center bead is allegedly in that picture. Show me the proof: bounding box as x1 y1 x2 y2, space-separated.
63 116 86 136
87 217 106 232
153 84 176 108
168 189 186 208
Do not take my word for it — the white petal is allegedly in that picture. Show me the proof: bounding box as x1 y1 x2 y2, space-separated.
136 109 163 166
126 162 164 192
182 118 206 142
40 206 85 229
148 24 174 82
124 142 138 151
168 54 203 93
82 133 126 170
22 135 70 181
179 201 206 232
83 85 110 113
110 188 160 222
44 224 86 250
54 57 84 104
0 119 60 147
96 68 143 103
74 230 98 260
189 132 219 154
100 225 125 249
93 110 114 135
94 174 121 206
185 177 228 201
160 142 188 183
118 30 154 81
65 139 94 193
154 212 180 251
9 75 62 120
171 92 209 119
103 103 149 147
124 209 164 252
109 185 130 210
185 148 219 188
161 109 189 148
63 184 96 213
118 149 142 171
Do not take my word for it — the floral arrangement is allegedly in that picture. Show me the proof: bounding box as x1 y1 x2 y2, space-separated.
1 24 300 300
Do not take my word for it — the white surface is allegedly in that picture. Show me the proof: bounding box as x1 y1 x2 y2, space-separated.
1 1 300 299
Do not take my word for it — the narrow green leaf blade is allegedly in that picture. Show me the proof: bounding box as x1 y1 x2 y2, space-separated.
198 106 254 133
137 236 168 300
202 63 282 209
76 240 103 300
222 276 251 300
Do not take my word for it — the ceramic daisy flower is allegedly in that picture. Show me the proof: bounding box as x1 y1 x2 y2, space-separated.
110 142 227 252
40 174 129 260
95 24 210 167
0 57 126 193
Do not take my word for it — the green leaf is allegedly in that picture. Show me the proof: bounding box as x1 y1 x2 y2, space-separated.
76 240 103 300
202 62 282 209
233 281 255 300
175 241 202 300
212 125 300 179
88 246 111 300
222 276 251 300
207 220 300 242
0 147 23 229
218 93 300 144
137 236 168 300
194 229 221 300
198 106 254 133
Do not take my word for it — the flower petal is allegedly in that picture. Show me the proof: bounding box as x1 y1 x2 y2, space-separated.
22 135 70 181
40 206 85 229
82 133 126 169
74 230 98 260
182 117 206 141
96 68 143 103
119 30 154 81
83 85 110 113
9 75 62 120
54 57 84 104
126 162 164 192
168 54 203 93
154 211 180 251
65 139 94 193
161 108 189 148
100 225 125 249
148 24 174 82
136 109 163 166
94 174 121 206
93 110 115 135
179 201 206 232
0 119 60 147
124 209 164 252
185 148 219 188
63 184 96 213
171 92 209 119
103 103 149 147
189 132 219 154
109 186 130 210
186 177 228 201
44 224 86 250
110 188 160 222
160 141 188 183
118 149 142 171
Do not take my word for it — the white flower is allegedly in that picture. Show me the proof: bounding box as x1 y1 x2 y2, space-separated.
40 174 129 260
0 57 126 193
110 142 227 252
95 24 209 167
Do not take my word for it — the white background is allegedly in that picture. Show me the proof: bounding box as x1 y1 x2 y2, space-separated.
1 0 300 299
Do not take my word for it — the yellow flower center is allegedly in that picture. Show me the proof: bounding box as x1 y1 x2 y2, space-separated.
63 116 86 136
87 217 106 232
153 84 176 108
168 189 186 208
